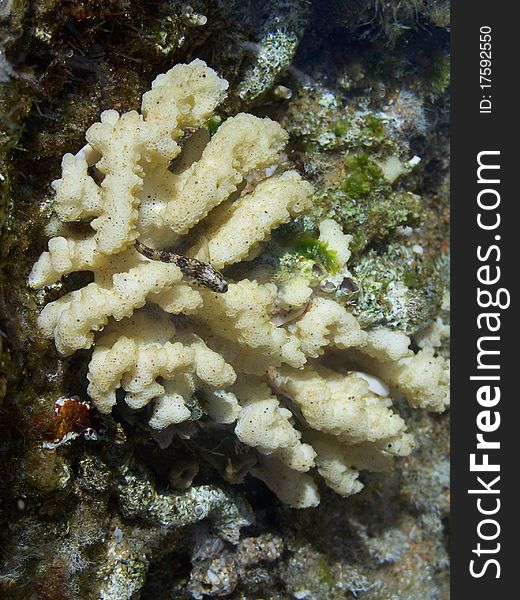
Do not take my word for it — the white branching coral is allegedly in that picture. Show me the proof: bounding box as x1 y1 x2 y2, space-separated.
29 59 449 508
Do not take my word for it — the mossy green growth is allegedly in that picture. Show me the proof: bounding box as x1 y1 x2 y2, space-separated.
202 115 222 136
290 233 340 273
362 114 386 141
342 152 384 197
266 225 341 285
332 117 351 138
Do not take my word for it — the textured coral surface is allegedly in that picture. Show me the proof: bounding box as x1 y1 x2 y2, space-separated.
28 58 448 511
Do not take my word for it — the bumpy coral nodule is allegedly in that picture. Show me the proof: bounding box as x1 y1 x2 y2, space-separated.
29 60 449 508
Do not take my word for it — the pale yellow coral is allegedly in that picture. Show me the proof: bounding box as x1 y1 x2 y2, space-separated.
376 348 450 413
161 114 289 237
140 58 229 166
197 280 306 372
87 307 236 428
192 170 313 269
274 277 313 313
291 297 367 358
318 218 352 267
305 432 364 497
270 364 414 450
37 261 183 355
203 390 241 425
30 58 229 288
414 316 450 349
250 456 320 509
362 327 412 362
232 377 314 471
350 327 450 413
29 59 449 509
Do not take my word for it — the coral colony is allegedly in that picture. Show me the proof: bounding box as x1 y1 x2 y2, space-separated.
29 60 449 508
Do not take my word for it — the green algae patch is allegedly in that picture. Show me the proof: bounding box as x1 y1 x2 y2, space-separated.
361 114 386 142
202 114 223 136
332 117 351 138
342 152 385 197
290 233 340 274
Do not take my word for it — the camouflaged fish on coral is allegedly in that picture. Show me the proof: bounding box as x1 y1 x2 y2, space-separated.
135 240 228 293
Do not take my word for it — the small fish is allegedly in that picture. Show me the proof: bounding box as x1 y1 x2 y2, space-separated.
135 240 228 293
